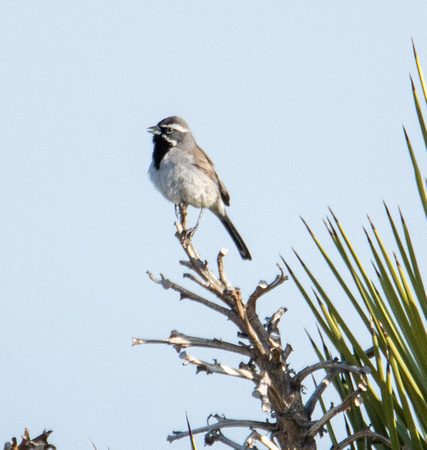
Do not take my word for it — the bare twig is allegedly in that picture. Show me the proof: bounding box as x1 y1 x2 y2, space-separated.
167 416 275 443
183 272 211 288
265 307 287 359
265 307 287 334
331 427 392 449
283 344 293 362
306 385 366 437
146 271 238 323
247 264 288 315
241 266 288 359
293 360 371 387
304 364 368 419
205 429 246 449
304 368 340 418
246 429 280 450
234 293 269 356
178 203 188 230
132 330 252 357
179 351 259 381
178 256 238 309
217 248 233 290
174 218 232 298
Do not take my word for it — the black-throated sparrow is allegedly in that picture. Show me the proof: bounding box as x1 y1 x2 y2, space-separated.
147 116 252 261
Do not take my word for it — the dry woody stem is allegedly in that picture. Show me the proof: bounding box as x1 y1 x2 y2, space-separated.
137 208 375 449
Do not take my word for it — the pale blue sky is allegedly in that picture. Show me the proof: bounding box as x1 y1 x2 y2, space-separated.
2 2 427 449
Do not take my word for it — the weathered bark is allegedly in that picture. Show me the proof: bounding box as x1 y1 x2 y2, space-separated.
136 206 370 448
4 429 55 450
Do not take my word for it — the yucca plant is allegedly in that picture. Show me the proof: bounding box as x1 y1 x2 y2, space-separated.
287 41 427 449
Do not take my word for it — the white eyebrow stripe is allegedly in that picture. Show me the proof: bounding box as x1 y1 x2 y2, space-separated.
161 123 189 133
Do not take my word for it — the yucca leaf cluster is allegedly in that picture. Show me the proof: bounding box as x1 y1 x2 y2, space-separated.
289 42 427 449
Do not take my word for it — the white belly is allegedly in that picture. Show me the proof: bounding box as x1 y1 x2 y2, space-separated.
148 147 224 214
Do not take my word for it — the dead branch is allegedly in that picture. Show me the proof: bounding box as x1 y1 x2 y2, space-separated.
217 248 234 290
293 360 371 387
234 293 270 356
306 384 366 438
247 264 288 314
167 415 275 443
204 429 246 449
142 207 382 449
304 368 341 418
132 330 252 357
4 429 55 450
174 213 237 301
179 351 259 380
146 271 238 324
331 427 392 449
246 429 280 450
245 267 288 355
265 307 287 334
282 344 293 361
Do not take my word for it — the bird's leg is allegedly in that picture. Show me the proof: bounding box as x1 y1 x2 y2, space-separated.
193 207 205 233
184 207 205 238
175 204 180 219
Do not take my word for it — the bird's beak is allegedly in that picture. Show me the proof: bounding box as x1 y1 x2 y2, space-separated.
147 125 161 135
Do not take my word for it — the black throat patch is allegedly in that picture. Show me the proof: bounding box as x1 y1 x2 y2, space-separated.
152 135 172 170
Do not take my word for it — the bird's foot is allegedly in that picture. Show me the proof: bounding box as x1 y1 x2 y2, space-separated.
182 226 197 240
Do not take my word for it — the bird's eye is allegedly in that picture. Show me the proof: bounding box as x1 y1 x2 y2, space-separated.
166 128 174 134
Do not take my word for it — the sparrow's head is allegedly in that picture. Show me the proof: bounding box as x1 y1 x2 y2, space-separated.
147 116 193 148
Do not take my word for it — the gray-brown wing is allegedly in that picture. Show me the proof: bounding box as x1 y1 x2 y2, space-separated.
216 175 230 206
193 145 230 206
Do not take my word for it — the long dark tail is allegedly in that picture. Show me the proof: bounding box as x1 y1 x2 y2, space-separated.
218 213 252 260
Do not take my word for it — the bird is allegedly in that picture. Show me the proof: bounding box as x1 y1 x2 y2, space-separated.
147 116 252 260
